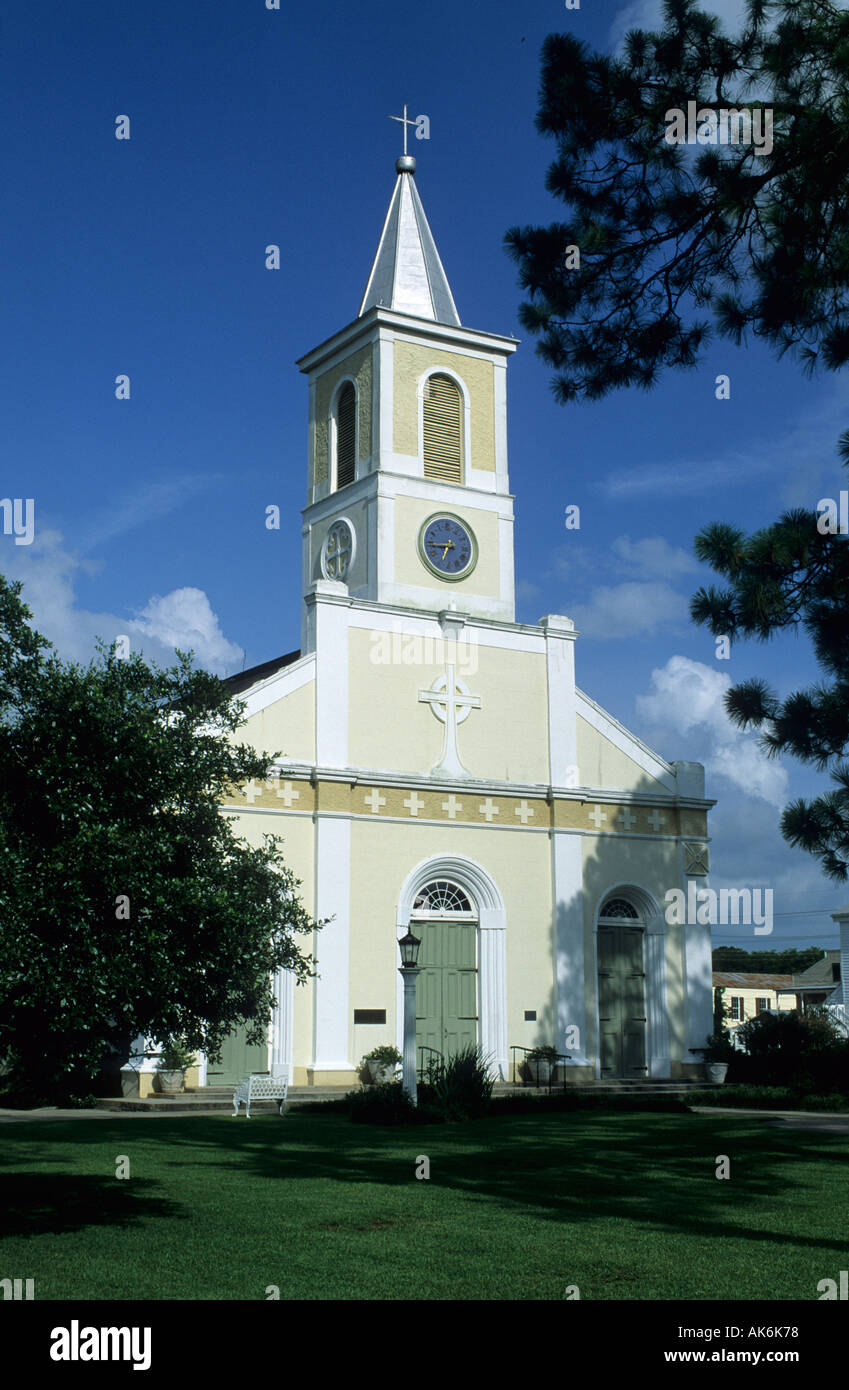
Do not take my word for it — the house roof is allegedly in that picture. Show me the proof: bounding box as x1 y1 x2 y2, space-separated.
793 951 841 989
224 650 301 696
713 973 795 989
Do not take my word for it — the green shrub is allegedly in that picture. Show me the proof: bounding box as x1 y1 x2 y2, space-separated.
346 1080 439 1125
422 1044 495 1120
489 1092 688 1116
734 1010 849 1090
155 1038 196 1071
687 1084 849 1112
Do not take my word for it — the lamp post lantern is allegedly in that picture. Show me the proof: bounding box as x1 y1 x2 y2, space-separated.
398 929 421 1104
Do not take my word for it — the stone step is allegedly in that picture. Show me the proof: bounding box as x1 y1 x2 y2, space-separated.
99 1077 710 1113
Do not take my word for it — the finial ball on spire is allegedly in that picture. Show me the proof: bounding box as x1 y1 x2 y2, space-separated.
396 155 416 174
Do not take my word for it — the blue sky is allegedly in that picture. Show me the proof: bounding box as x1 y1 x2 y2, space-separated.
3 0 846 949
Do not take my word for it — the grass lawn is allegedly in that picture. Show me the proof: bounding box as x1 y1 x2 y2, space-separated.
1 1108 848 1300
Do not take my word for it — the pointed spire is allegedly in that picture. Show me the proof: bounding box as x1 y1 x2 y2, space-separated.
359 156 461 326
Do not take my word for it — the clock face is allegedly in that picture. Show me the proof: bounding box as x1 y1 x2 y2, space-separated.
419 514 477 580
321 519 353 581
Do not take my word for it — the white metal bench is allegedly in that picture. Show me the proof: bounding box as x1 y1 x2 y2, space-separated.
232 1073 288 1118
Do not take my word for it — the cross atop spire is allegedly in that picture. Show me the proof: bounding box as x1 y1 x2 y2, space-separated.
389 104 416 159
358 106 460 326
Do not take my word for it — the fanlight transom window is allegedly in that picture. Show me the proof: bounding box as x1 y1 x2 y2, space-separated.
599 897 640 920
423 374 462 483
411 879 475 918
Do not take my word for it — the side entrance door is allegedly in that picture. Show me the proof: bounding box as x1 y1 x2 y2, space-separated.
597 924 647 1078
416 918 478 1067
205 1026 268 1086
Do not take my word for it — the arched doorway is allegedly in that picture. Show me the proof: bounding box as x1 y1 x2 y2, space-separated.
410 879 478 1069
596 896 648 1079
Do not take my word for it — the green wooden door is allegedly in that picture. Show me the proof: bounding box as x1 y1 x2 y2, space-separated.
597 925 647 1078
206 1026 268 1086
416 919 477 1066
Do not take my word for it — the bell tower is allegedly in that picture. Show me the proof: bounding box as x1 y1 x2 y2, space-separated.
297 126 518 652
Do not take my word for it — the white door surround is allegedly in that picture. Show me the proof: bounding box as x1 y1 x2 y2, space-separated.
591 883 670 1080
396 855 507 1079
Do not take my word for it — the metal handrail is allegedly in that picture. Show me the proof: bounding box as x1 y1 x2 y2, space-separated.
509 1044 571 1091
417 1044 445 1083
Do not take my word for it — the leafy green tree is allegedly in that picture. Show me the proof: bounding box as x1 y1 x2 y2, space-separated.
0 575 320 1102
505 0 849 402
508 0 849 878
712 945 824 972
691 489 849 879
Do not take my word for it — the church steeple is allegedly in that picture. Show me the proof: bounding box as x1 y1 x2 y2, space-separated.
358 154 461 327
297 125 519 643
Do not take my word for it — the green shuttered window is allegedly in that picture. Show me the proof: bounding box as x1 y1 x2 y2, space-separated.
335 382 356 490
423 374 462 483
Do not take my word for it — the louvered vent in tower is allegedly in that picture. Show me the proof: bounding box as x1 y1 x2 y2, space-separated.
423 374 462 483
336 383 356 489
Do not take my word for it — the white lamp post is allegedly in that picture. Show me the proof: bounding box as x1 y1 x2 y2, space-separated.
398 929 421 1105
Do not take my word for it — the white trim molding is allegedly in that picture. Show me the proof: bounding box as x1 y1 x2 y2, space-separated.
312 816 352 1071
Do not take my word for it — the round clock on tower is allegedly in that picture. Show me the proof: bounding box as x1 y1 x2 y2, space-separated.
418 514 477 580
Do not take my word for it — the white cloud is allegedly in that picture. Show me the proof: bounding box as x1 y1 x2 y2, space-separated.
570 580 688 637
79 475 220 551
0 526 243 676
603 379 847 503
546 534 701 637
611 0 749 49
133 589 242 671
635 654 789 805
610 534 700 577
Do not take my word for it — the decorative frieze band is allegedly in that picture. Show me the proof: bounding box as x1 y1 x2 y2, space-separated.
222 776 707 838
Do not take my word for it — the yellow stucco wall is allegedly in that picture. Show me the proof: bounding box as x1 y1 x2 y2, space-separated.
235 677 316 767
349 818 554 1061
393 495 501 599
312 344 373 486
577 714 670 795
347 627 549 783
221 808 316 1079
393 340 495 471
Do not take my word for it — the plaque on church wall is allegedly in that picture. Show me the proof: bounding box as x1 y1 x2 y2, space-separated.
354 1009 387 1024
524 1010 537 1021
683 842 710 876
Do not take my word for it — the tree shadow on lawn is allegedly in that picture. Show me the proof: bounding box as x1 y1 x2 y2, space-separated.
131 1110 849 1257
0 1172 184 1239
4 1112 847 1257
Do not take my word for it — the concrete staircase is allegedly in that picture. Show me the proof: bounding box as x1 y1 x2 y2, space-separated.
97 1078 710 1114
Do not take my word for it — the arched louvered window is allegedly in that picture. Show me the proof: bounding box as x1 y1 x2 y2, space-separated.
334 383 356 490
423 374 462 483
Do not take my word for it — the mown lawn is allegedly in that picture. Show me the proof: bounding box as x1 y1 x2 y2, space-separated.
1 1108 847 1300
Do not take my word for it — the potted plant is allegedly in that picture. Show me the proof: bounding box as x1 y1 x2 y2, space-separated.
154 1038 195 1094
524 1044 559 1087
702 1032 736 1084
361 1045 402 1085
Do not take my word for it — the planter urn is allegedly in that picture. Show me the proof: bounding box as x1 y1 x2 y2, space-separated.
155 1070 186 1095
705 1062 729 1085
367 1061 397 1085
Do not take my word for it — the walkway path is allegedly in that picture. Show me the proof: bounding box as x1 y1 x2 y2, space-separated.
690 1106 849 1134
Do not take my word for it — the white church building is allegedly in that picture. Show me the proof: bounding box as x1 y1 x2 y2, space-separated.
155 145 717 1091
